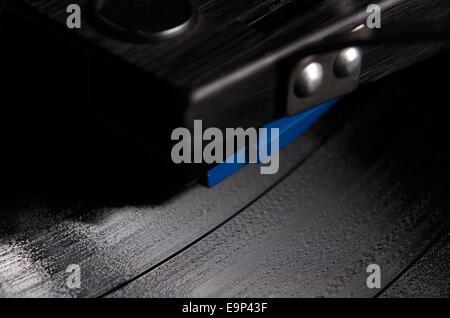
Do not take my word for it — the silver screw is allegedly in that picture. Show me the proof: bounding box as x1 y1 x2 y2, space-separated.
334 47 362 78
294 62 324 97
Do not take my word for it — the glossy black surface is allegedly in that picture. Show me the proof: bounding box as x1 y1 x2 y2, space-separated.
0 49 449 296
109 55 450 297
0 0 449 298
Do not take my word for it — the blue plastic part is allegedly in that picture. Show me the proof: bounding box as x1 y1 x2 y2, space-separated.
206 99 339 187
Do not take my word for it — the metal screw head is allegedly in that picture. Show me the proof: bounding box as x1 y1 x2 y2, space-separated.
334 47 363 78
294 62 324 97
